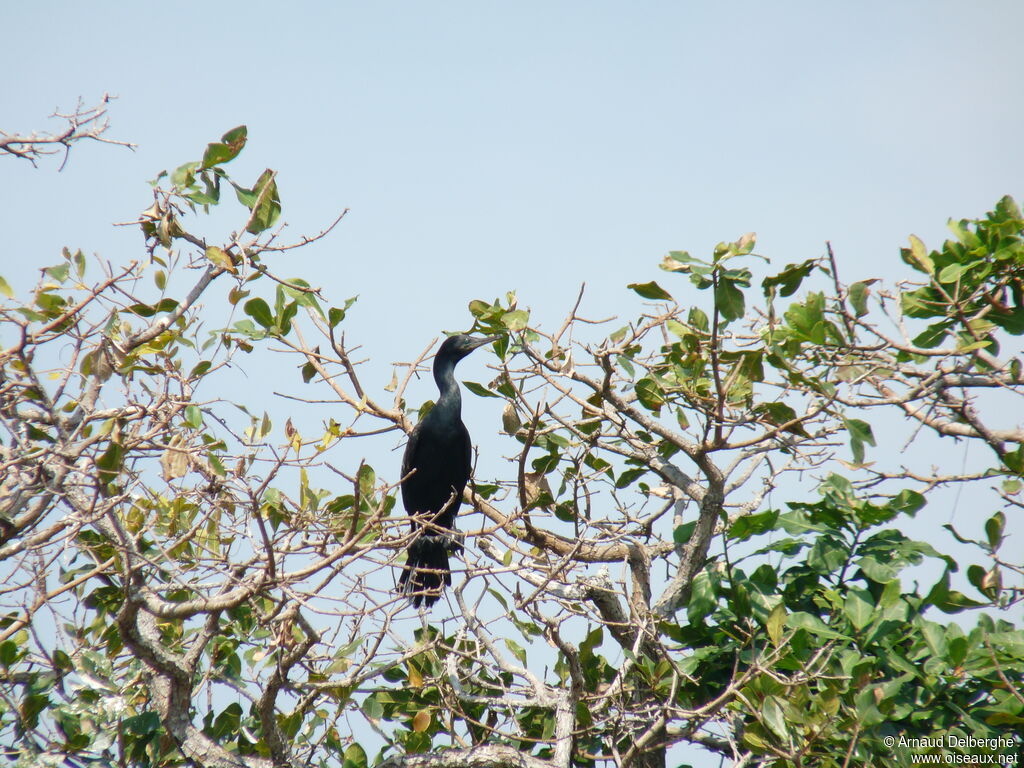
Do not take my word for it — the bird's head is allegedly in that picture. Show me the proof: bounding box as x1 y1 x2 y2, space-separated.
437 333 499 364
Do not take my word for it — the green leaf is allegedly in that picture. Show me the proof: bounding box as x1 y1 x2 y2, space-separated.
608 326 628 345
244 298 274 329
45 263 70 283
357 463 376 498
501 309 529 330
208 452 225 477
201 125 248 169
985 511 1005 550
967 564 988 595
205 246 235 272
184 405 203 428
19 693 48 729
627 281 674 301
853 686 885 727
890 489 926 516
615 468 645 489
783 292 828 342
635 378 665 412
244 169 282 235
752 402 807 436
714 278 745 322
766 603 786 647
35 292 67 317
660 250 699 273
786 611 847 640
343 743 368 768
688 307 709 332
52 649 72 671
762 259 816 299
762 696 789 741
0 640 22 667
925 567 985 613
278 300 298 335
843 417 875 464
857 555 898 584
848 280 872 317
729 510 779 541
618 355 635 378
912 321 950 349
905 234 934 275
72 249 87 278
844 587 875 630
188 171 222 206
463 381 500 398
189 361 212 379
687 571 717 623
504 638 527 666
900 286 941 319
578 627 603 667
96 441 125 487
1003 445 1024 475
672 521 696 545
994 194 1023 221
937 260 975 284
0 275 13 299
920 625 949 668
171 161 199 189
328 296 358 329
808 535 848 574
123 711 161 735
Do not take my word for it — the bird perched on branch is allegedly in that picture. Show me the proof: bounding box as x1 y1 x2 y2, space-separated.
398 333 498 607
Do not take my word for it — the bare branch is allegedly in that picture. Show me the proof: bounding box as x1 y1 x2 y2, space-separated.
0 95 135 168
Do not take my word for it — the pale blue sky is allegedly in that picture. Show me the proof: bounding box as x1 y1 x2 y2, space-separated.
4 4 1023 764
5 2 1023 355
5 1 1023 489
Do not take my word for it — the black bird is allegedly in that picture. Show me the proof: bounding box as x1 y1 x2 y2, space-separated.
398 333 498 607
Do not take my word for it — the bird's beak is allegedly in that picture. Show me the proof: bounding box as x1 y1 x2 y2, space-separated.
469 335 500 350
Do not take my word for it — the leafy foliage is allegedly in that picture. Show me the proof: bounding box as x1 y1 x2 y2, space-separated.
0 121 1021 768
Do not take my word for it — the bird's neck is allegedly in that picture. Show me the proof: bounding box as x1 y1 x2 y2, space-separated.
433 362 462 416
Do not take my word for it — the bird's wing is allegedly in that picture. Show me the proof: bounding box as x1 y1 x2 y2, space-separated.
400 422 422 511
461 422 472 482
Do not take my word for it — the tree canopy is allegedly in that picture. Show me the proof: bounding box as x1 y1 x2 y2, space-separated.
1 109 1022 768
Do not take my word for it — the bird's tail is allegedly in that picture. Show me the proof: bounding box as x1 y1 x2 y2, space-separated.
398 536 459 607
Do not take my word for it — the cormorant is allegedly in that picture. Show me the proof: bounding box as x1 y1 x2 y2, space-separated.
398 333 498 607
